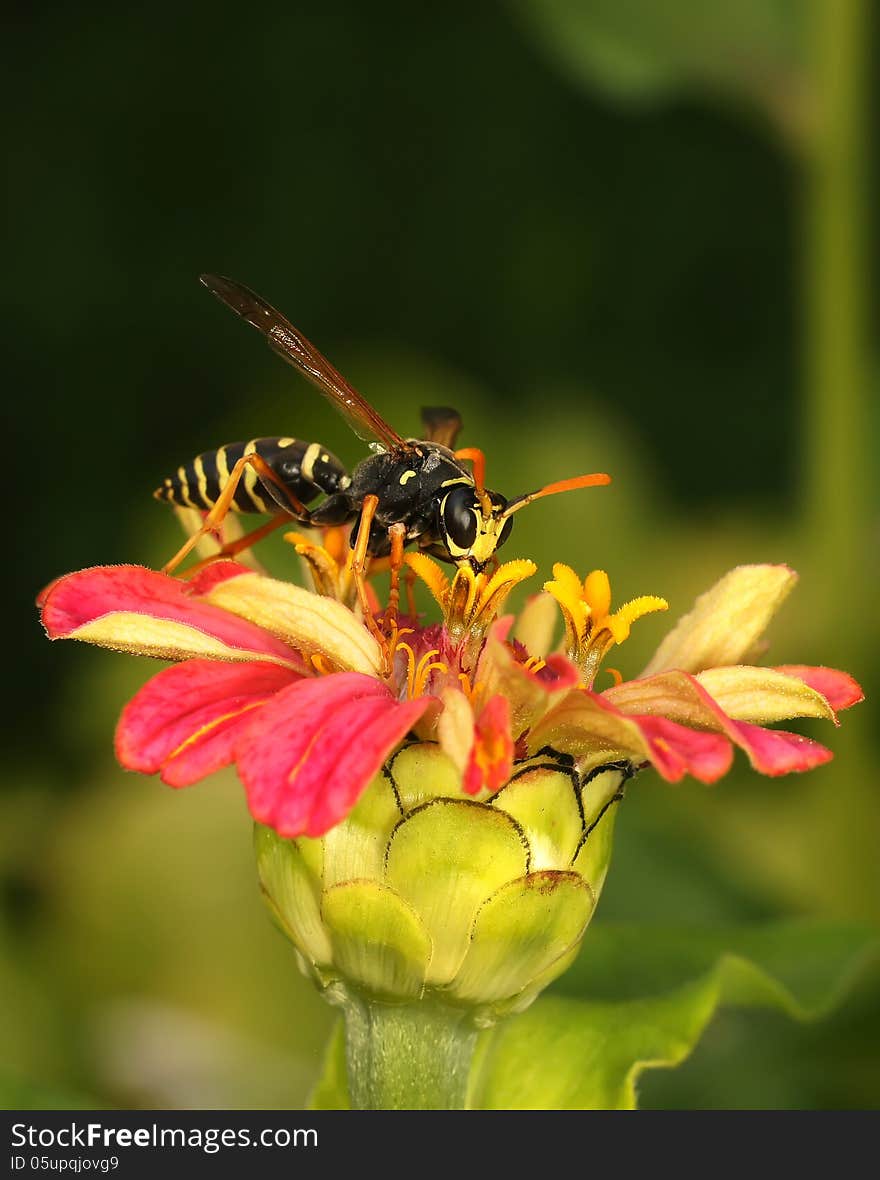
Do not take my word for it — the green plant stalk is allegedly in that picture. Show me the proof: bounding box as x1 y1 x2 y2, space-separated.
804 0 868 647
798 0 875 918
341 995 479 1110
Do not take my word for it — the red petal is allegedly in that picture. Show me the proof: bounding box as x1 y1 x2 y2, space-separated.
533 689 733 785
237 672 429 837
115 659 299 787
463 694 514 795
616 712 733 784
774 665 864 712
732 723 833 776
671 675 835 776
40 565 297 663
607 670 839 778
185 561 253 596
531 653 581 688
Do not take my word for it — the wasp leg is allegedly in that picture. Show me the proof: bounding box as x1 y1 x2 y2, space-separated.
179 511 291 579
350 495 389 654
349 493 377 613
162 453 308 575
382 523 407 630
404 564 417 617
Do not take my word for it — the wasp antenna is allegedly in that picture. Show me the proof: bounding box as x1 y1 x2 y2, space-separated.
501 472 612 519
454 447 487 494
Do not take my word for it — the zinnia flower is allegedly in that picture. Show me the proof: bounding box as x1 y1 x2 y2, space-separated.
39 543 863 838
38 533 862 1043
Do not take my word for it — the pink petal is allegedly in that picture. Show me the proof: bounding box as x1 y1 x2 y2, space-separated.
237 672 429 837
530 688 732 784
116 659 299 787
607 669 835 777
463 694 514 795
185 561 253 595
632 714 733 783
477 624 580 746
774 665 864 712
531 653 581 688
490 616 515 644
40 565 297 664
734 722 834 776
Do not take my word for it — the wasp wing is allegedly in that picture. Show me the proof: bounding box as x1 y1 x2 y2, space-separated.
420 406 463 449
201 274 410 453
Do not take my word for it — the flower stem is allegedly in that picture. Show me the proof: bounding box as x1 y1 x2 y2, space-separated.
803 0 869 656
342 995 478 1110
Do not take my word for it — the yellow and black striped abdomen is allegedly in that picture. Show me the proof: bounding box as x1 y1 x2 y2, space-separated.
153 436 349 514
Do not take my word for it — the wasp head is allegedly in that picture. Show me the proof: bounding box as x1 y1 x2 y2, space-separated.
436 483 513 573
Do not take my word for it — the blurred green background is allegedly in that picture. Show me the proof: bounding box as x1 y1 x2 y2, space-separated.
4 1 878 1108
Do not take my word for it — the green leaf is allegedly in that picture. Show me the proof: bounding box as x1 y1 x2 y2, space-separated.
471 920 879 1109
309 1021 348 1110
473 985 715 1109
310 920 878 1109
510 0 808 137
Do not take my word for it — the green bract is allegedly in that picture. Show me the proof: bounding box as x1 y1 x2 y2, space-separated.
255 742 626 1025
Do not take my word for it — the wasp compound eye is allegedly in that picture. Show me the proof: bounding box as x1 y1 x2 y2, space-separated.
497 515 514 549
442 485 479 550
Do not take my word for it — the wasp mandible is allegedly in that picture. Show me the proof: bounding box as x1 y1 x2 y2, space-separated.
156 275 610 621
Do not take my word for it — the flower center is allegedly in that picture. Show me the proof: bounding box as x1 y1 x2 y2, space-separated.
405 553 537 669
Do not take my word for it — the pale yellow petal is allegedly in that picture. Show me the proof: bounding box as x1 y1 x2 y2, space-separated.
642 564 798 675
436 687 475 774
477 626 575 742
512 592 559 659
696 665 837 724
528 690 644 765
173 506 264 570
203 572 383 675
66 613 297 667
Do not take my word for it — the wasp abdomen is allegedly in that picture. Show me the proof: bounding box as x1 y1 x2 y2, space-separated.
154 437 350 514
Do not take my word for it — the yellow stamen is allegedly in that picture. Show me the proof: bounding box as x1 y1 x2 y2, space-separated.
394 640 418 700
457 671 485 705
404 552 451 610
284 527 366 608
413 654 449 698
413 647 441 694
405 552 536 667
609 595 669 643
323 525 350 564
310 653 334 676
387 622 414 653
544 566 668 685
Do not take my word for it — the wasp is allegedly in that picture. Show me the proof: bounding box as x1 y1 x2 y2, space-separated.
156 275 610 622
